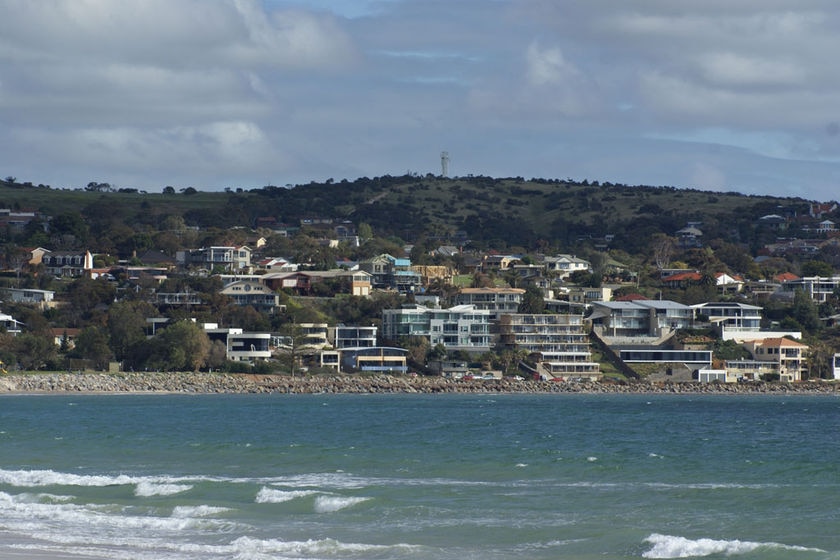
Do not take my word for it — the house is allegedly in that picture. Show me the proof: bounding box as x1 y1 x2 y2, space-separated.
42 250 94 277
2 288 55 308
330 325 378 349
455 287 525 320
818 220 837 233
256 257 298 272
661 271 703 288
566 286 612 306
715 272 745 293
359 254 421 294
321 346 408 374
589 299 694 339
381 304 491 352
0 311 24 335
775 275 840 303
741 337 809 382
497 313 600 379
480 254 521 273
50 327 81 349
758 214 787 229
693 301 762 334
262 270 372 297
219 280 282 312
810 202 837 218
676 225 703 248
203 324 272 362
177 246 251 272
543 255 591 278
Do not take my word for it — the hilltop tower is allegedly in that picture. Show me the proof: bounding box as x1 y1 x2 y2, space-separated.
440 151 449 177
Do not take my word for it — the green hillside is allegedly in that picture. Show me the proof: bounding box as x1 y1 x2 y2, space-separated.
0 175 814 254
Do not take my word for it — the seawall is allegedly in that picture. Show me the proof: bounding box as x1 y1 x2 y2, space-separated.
1 372 839 395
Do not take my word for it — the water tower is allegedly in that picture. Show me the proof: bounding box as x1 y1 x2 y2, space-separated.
440 151 449 177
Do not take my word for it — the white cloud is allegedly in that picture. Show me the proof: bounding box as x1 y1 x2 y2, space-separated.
2 0 840 198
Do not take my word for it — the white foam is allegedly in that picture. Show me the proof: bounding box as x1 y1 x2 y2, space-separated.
229 535 411 556
643 533 824 558
171 505 231 518
135 481 193 497
255 487 318 503
313 495 369 513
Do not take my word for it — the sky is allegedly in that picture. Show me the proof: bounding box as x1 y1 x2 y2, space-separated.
2 0 840 200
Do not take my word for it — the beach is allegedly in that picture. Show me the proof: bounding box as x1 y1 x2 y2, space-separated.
1 371 838 395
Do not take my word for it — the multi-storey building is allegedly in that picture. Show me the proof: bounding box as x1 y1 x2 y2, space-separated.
589 300 694 338
775 276 840 303
220 280 281 312
381 304 491 352
177 246 251 272
742 337 809 382
359 254 421 294
330 325 378 349
497 313 600 378
454 287 525 319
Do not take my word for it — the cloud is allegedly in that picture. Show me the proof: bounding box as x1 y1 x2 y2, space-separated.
2 0 840 199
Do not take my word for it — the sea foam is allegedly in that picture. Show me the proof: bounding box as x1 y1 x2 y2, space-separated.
643 533 824 558
135 481 193 497
255 487 318 503
314 495 370 513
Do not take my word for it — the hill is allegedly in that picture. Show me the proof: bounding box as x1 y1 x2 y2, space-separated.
0 175 815 254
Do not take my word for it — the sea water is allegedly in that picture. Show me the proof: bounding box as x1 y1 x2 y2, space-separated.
0 392 839 559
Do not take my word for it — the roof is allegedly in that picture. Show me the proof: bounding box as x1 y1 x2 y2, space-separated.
459 287 526 294
774 272 801 282
753 337 808 348
662 271 703 282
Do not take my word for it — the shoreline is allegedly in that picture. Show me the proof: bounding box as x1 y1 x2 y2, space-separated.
1 372 839 395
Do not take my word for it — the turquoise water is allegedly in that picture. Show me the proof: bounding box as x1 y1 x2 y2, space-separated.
1 393 839 559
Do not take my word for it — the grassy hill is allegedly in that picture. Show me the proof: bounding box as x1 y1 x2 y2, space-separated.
0 175 814 254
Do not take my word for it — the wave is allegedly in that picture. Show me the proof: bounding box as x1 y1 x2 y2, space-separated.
171 505 231 518
314 495 370 513
643 533 825 558
135 481 193 497
229 535 415 556
255 487 318 503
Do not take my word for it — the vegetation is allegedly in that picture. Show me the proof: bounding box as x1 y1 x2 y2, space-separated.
1 172 839 377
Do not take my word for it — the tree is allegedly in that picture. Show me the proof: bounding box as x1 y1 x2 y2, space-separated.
107 301 154 360
154 320 211 371
801 260 834 278
518 285 545 314
791 289 821 333
72 326 112 370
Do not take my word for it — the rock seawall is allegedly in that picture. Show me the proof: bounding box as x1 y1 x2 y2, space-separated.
1 372 839 395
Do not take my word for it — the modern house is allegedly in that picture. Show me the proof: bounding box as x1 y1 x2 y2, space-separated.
219 280 282 312
381 304 492 352
455 287 525 319
692 302 762 335
359 254 421 294
0 311 24 335
177 246 252 272
589 299 694 339
203 324 272 363
497 313 600 379
330 325 378 349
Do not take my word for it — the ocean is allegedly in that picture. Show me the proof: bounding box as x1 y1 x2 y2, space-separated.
0 392 838 559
